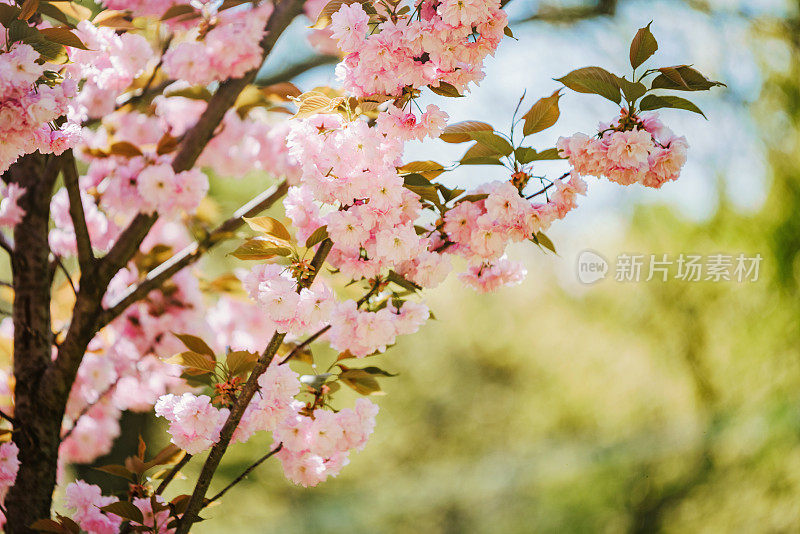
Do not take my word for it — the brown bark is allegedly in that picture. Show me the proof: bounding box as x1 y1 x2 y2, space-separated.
4 153 61 533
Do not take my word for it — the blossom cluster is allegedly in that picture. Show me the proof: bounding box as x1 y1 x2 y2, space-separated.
0 42 80 174
274 398 378 487
0 441 19 528
0 1 716 528
286 111 440 280
243 265 335 335
162 3 273 85
154 357 299 455
66 21 153 120
153 358 378 489
328 299 430 357
557 111 689 188
331 0 508 97
64 480 171 534
440 177 586 287
0 183 25 228
101 0 189 18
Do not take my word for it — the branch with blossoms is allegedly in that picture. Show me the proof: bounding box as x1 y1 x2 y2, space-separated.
0 0 722 532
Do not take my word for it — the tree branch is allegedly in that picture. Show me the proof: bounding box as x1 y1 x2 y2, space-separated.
256 54 338 87
155 453 193 496
205 444 283 505
51 255 76 297
516 0 617 23
98 0 303 286
279 276 383 365
97 180 289 328
0 408 17 426
60 378 118 440
175 238 334 533
60 150 95 272
45 0 306 404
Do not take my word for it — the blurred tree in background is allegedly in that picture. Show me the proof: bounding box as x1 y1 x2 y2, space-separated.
66 1 800 532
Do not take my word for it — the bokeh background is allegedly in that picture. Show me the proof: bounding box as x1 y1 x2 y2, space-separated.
74 0 800 532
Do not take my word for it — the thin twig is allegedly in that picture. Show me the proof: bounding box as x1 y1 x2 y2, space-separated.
60 379 118 440
205 444 283 505
97 180 289 328
52 255 77 296
279 277 382 366
155 453 193 496
255 55 338 87
515 0 617 23
279 325 330 366
61 150 95 271
0 408 17 426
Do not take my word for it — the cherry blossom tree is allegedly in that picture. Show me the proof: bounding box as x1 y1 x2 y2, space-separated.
0 0 722 532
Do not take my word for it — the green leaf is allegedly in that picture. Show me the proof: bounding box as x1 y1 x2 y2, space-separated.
305 226 329 249
30 519 70 533
172 333 215 357
93 464 135 482
164 351 216 375
300 373 334 390
402 173 431 188
358 366 398 377
338 369 383 396
109 141 144 158
19 0 39 21
522 90 561 136
0 4 21 27
457 193 489 203
164 86 214 101
402 174 439 203
531 231 557 253
397 160 446 179
144 444 185 470
8 19 39 44
53 515 81 534
650 66 725 92
230 238 292 260
404 184 439 204
468 131 513 156
630 22 658 70
503 25 515 38
617 77 647 103
226 350 258 376
160 4 196 20
428 81 464 98
243 216 292 244
387 270 421 292
515 147 562 164
639 94 706 118
556 66 621 104
100 502 144 524
436 184 463 203
439 121 493 143
39 2 92 24
39 27 89 50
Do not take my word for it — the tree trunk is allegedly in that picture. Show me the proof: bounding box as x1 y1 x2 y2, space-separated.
4 153 61 533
